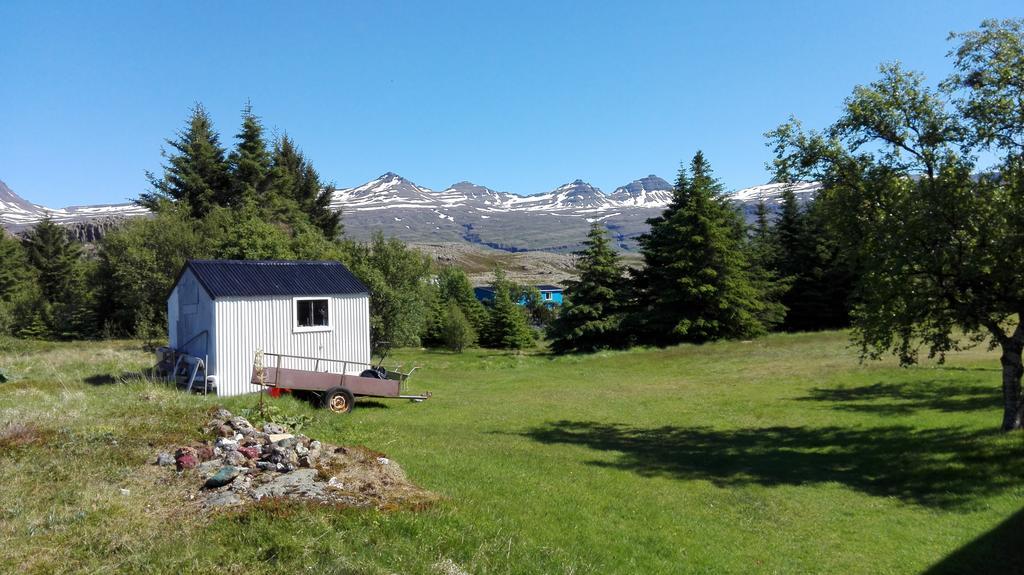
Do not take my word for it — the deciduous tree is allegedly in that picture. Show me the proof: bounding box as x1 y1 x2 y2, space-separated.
767 19 1024 429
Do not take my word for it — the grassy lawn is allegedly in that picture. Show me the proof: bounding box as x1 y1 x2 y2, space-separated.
1 332 1022 574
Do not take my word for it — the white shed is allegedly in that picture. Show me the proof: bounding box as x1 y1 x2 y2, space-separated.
166 259 371 397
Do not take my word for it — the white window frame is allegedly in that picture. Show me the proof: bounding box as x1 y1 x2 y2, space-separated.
293 297 332 333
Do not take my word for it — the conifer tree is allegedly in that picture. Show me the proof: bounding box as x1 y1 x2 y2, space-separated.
0 233 32 303
634 151 766 345
20 218 94 338
484 269 535 349
139 104 231 218
22 218 82 304
548 223 627 353
746 200 788 330
227 103 272 206
435 266 488 332
0 233 37 335
265 134 342 239
772 187 850 331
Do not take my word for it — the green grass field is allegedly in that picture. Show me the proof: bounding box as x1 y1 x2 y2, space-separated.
1 332 1022 574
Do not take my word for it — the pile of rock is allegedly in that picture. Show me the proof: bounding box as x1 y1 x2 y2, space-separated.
155 408 434 510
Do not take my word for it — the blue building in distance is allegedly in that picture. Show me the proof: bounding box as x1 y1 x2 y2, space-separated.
474 284 563 307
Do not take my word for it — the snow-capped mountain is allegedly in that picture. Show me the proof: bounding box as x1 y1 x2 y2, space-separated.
731 181 822 205
329 173 669 216
1 173 821 252
609 175 674 207
0 179 149 231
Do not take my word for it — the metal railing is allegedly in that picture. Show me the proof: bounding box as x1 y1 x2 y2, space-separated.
253 351 417 390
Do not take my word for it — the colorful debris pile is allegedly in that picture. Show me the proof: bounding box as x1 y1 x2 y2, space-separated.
155 407 435 510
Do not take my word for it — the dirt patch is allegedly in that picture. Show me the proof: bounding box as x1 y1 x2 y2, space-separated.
0 422 51 450
153 408 437 512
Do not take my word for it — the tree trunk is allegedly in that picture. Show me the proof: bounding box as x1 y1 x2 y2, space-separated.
1000 338 1024 431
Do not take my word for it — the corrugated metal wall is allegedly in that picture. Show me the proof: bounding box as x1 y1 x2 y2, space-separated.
167 269 215 359
212 294 371 397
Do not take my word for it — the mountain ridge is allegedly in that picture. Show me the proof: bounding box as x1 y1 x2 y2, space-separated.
1 175 821 252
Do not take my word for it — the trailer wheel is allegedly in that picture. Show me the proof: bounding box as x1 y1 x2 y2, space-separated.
323 387 355 414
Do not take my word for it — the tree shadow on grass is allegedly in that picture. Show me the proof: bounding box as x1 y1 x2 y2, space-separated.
797 380 999 415
522 420 1024 508
923 507 1024 574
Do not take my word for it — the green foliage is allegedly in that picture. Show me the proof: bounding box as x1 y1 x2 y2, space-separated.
0 233 32 303
227 103 272 206
767 20 1024 429
548 223 627 353
483 269 534 350
203 206 294 260
239 402 313 433
139 104 231 218
439 301 476 352
770 187 851 331
634 152 767 345
139 103 340 239
342 233 433 350
945 19 1024 154
96 205 206 337
19 218 95 339
745 201 789 331
264 135 342 239
424 267 488 349
22 218 82 303
0 234 36 336
436 267 488 332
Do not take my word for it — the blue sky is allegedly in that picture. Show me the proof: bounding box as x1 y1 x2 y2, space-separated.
1 1 1019 206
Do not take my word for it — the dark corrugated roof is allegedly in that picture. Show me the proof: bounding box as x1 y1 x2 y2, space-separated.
535 285 563 291
184 260 367 299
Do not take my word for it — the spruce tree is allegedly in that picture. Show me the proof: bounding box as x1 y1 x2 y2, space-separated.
227 103 272 207
548 223 627 353
265 135 343 239
484 269 534 349
772 187 850 331
634 151 766 345
20 218 94 338
0 233 32 303
746 200 788 331
139 104 231 218
21 218 82 304
0 233 37 336
435 266 488 333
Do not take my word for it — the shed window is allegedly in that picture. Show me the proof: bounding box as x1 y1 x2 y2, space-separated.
295 298 330 329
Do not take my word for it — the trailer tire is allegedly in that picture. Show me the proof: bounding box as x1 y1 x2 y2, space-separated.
323 387 355 414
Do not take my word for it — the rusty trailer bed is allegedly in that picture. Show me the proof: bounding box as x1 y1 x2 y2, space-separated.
250 351 430 403
252 366 407 398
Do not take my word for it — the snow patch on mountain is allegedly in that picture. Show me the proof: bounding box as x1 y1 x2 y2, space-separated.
731 181 823 204
0 179 149 230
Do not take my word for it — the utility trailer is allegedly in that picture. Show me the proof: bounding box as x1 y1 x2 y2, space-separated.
250 350 431 413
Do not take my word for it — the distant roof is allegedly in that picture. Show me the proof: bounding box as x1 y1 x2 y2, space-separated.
181 260 367 299
474 284 563 293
